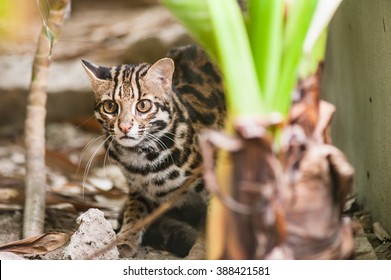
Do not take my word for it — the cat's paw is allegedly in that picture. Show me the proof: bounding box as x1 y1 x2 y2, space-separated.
117 243 140 258
117 231 142 258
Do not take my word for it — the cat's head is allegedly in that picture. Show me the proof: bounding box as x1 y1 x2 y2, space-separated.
82 58 175 147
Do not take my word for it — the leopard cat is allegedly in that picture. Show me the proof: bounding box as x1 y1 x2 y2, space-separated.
82 45 226 257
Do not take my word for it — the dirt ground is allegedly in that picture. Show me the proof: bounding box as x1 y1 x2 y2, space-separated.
0 122 389 260
0 122 185 260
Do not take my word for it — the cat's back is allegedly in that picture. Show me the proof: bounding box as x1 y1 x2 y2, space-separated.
167 45 226 130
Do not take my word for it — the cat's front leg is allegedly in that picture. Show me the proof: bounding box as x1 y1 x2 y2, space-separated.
116 191 150 257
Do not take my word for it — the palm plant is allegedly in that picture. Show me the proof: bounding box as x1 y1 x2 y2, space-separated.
161 0 328 117
161 0 354 259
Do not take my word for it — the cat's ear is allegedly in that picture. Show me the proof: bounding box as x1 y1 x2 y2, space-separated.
81 60 111 94
145 58 175 91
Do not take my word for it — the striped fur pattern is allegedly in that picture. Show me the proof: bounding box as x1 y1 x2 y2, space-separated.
82 45 225 256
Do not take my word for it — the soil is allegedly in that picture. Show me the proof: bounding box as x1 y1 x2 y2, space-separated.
0 122 389 260
0 122 184 260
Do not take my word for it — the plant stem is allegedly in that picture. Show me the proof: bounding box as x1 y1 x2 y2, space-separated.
23 0 69 238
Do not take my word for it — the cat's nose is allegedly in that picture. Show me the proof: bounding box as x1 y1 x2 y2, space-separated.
119 122 132 133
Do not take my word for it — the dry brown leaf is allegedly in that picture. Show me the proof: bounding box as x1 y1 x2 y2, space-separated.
0 188 20 203
289 74 320 138
286 66 335 145
46 149 80 178
373 222 391 243
0 176 24 206
282 67 354 259
374 243 391 259
0 232 70 255
284 138 354 259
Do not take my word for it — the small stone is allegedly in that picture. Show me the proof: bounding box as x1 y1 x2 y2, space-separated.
62 208 119 260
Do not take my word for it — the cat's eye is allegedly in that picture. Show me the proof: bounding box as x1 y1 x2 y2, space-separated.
102 100 118 114
136 99 152 113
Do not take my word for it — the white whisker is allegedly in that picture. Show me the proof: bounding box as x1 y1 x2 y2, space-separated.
77 134 106 176
161 132 191 158
144 133 175 165
103 136 115 183
75 115 96 130
82 135 112 197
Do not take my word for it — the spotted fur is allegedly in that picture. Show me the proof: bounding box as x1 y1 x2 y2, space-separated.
82 45 225 256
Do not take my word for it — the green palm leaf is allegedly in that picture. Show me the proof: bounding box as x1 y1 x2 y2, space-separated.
162 0 343 120
161 0 264 117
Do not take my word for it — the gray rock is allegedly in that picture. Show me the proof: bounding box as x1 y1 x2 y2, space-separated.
62 208 119 260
